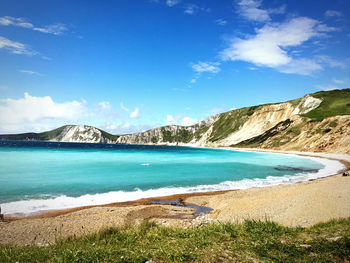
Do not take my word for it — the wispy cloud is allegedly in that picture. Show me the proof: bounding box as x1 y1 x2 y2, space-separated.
184 4 199 15
120 102 129 112
192 61 221 73
18 69 41 75
98 101 111 110
315 55 347 69
237 0 275 22
0 16 67 35
33 24 67 35
316 84 341 91
215 19 227 26
333 79 344 84
166 0 181 7
0 36 38 56
325 10 343 18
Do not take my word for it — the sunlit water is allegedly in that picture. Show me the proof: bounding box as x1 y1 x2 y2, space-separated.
0 141 344 215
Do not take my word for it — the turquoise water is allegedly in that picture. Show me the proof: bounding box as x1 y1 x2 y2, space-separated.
0 141 341 215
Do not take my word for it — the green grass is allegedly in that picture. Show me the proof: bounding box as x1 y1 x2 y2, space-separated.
1 218 350 262
98 129 120 141
302 89 350 120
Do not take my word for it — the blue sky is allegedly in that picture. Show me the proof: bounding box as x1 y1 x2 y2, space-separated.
0 0 349 134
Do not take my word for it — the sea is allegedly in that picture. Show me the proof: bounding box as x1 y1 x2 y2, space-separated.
0 140 344 216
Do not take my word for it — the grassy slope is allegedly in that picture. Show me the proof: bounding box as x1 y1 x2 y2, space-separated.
98 129 120 141
1 219 350 262
302 89 350 120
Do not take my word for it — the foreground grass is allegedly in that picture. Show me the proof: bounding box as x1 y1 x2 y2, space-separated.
1 218 350 263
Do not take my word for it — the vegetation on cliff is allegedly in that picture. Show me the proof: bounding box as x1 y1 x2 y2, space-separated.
302 89 350 120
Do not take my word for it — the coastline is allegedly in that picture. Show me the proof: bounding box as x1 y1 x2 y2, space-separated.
1 148 350 245
2 147 347 218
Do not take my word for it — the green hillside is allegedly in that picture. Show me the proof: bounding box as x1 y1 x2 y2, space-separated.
302 89 350 120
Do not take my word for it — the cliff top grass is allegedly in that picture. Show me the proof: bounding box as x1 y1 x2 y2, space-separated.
303 89 350 120
1 218 350 263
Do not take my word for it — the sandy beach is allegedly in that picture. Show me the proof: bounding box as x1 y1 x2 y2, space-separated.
1 149 350 246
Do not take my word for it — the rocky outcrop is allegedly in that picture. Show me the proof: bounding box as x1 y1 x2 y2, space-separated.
50 125 114 143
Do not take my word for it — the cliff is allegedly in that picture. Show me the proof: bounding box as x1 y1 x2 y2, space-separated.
1 89 349 154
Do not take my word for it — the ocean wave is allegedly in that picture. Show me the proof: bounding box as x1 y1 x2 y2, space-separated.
1 156 344 216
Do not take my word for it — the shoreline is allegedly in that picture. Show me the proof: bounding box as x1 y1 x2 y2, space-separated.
2 148 350 245
3 148 349 220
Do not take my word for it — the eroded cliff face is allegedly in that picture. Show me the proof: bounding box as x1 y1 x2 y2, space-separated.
243 115 350 155
115 114 219 146
113 93 349 154
50 125 114 143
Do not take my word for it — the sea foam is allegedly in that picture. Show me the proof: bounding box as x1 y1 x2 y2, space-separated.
2 156 344 216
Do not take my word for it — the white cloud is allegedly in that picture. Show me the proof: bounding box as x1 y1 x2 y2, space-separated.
192 61 221 73
166 0 181 7
98 101 111 110
0 16 67 35
333 79 344 84
220 17 341 75
221 17 319 67
0 36 38 56
0 92 86 133
325 10 343 18
215 19 227 26
129 107 140 118
18 69 40 75
181 116 197 126
166 115 178 125
166 114 197 126
120 102 129 112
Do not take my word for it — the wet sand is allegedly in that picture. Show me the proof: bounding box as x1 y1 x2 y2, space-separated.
1 149 349 245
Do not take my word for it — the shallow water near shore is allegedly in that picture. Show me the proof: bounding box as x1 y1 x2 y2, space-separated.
0 140 344 215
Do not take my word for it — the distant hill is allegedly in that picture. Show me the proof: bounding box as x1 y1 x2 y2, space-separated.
1 89 350 154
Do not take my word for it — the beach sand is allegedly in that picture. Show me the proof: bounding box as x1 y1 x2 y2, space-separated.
1 150 350 246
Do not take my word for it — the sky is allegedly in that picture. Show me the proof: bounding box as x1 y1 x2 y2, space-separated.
0 0 349 134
